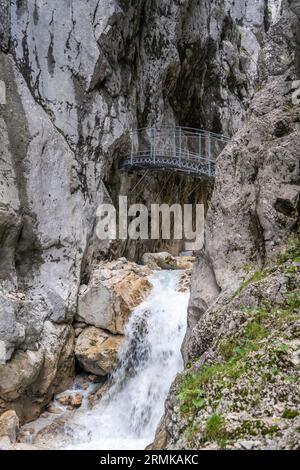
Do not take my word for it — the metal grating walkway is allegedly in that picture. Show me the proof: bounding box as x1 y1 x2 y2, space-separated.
120 127 230 178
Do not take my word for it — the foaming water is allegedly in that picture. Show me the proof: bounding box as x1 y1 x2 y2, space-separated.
63 270 188 450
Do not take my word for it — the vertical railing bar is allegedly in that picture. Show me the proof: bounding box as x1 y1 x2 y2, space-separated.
173 128 176 161
150 128 153 161
179 127 182 164
207 131 212 177
199 133 201 160
131 130 134 164
126 126 228 176
153 127 156 164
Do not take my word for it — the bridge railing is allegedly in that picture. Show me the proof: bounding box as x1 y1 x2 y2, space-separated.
123 126 230 178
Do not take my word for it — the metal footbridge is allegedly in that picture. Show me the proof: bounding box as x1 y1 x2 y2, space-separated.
121 127 230 179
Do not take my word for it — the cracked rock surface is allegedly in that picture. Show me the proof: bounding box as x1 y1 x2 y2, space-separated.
153 1 300 450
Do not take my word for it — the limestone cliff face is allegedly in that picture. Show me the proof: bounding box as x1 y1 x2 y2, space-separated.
185 0 300 352
0 0 277 421
154 0 300 450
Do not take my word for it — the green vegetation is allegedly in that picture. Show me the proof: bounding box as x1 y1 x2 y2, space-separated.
177 306 286 417
178 281 299 420
219 338 236 360
238 419 279 437
205 414 228 447
177 357 247 415
236 268 270 296
244 321 268 340
184 423 200 442
176 234 300 447
236 233 300 298
278 234 300 265
282 409 299 419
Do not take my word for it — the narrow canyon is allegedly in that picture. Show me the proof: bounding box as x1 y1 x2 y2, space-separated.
0 0 299 451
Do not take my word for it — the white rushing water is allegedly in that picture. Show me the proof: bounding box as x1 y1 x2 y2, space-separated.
63 270 188 450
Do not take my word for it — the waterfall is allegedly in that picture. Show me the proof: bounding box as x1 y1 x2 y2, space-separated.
63 270 188 450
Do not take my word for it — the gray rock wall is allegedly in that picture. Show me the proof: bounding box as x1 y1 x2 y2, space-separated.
185 0 300 345
153 1 300 450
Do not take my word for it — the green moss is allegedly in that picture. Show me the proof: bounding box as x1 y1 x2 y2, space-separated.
178 285 298 416
235 268 270 296
177 357 247 415
239 420 260 436
235 233 299 299
205 414 228 447
219 339 236 360
240 288 299 339
278 234 300 265
285 375 297 383
237 419 280 438
243 262 255 274
286 290 300 310
176 249 299 446
283 103 299 113
244 321 268 340
282 409 299 419
262 425 280 436
274 342 289 355
184 423 200 442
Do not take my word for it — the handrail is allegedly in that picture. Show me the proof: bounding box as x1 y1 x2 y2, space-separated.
121 126 230 179
129 126 230 141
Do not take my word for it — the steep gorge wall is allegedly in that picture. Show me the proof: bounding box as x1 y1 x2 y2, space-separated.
0 0 273 421
153 0 300 450
186 0 300 347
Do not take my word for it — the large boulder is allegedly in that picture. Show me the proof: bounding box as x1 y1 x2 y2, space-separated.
76 258 152 334
75 326 123 376
0 322 75 423
0 410 19 443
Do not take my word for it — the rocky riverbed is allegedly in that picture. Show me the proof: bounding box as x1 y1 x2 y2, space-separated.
0 255 193 450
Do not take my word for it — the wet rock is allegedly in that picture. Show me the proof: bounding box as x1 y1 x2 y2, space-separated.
69 394 82 408
87 374 103 384
56 393 82 409
88 382 110 408
13 442 45 450
29 418 71 448
56 395 70 407
150 417 169 450
176 271 192 292
46 404 63 415
75 327 123 376
176 257 195 270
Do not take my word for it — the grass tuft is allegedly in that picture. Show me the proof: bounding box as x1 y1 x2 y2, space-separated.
205 414 228 447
